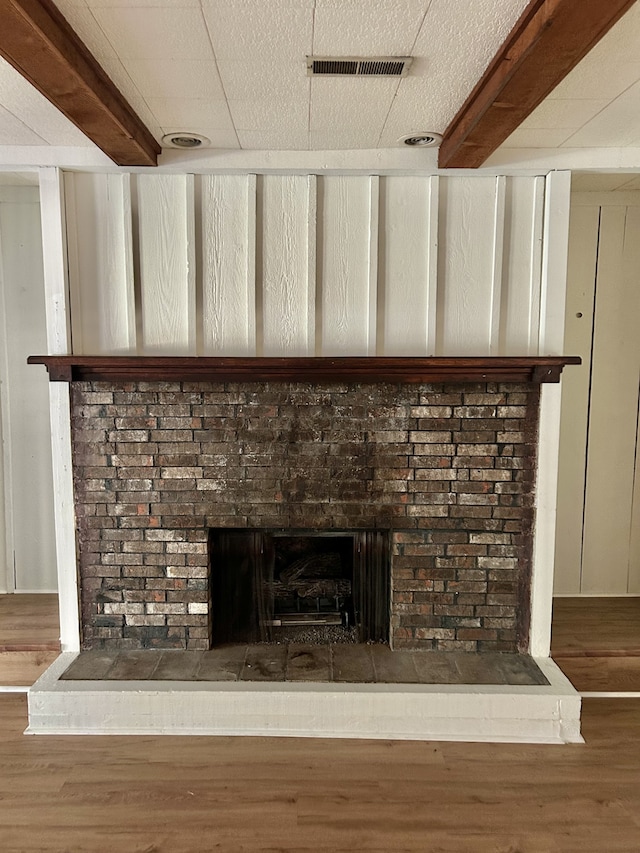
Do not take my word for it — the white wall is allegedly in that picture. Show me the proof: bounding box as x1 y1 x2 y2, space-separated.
0 185 57 592
64 173 551 357
555 191 640 595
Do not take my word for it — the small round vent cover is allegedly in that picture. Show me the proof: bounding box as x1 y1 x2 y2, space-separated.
161 133 211 149
399 132 443 148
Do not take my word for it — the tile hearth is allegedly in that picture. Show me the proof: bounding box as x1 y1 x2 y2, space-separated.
60 646 548 686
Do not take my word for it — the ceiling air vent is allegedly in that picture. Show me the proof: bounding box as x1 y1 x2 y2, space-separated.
307 56 412 77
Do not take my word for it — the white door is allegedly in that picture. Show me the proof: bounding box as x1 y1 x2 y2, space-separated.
555 191 640 595
0 183 57 592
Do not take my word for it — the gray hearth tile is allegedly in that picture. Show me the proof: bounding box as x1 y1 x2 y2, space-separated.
369 645 419 683
60 650 119 680
285 644 331 681
412 651 462 684
495 653 549 686
241 644 287 681
153 651 203 680
106 650 164 680
453 652 509 684
196 645 247 681
331 644 375 682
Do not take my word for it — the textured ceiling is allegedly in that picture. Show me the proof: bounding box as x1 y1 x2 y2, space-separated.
0 0 639 157
2 0 531 151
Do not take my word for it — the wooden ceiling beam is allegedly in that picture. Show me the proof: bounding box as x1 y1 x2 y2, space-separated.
438 0 638 169
0 0 160 166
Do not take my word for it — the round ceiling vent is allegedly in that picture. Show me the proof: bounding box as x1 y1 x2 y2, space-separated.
399 132 442 148
161 133 211 149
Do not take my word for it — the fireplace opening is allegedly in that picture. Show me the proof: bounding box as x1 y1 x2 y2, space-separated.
209 529 390 646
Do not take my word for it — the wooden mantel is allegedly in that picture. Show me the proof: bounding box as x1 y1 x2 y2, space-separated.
28 356 581 384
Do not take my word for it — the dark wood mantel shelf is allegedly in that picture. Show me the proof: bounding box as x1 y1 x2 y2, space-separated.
28 356 581 384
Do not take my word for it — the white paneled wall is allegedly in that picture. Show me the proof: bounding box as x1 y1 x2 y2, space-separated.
319 175 378 355
201 174 256 355
66 173 136 354
65 173 553 357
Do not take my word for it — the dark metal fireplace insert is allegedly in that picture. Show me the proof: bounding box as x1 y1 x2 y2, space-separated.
210 529 389 646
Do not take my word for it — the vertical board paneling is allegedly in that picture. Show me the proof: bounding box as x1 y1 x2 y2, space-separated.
201 174 256 355
437 177 503 354
379 176 437 355
581 205 640 594
500 176 545 355
260 175 315 356
319 176 376 355
539 172 572 357
629 393 640 593
61 171 551 362
489 176 506 354
553 204 600 595
137 174 196 354
65 173 135 354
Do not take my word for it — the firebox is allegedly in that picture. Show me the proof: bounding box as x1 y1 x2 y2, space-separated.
209 529 390 645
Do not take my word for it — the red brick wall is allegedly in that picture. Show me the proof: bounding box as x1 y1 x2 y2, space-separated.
71 380 539 652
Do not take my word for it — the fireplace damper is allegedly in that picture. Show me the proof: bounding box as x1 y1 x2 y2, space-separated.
210 529 389 646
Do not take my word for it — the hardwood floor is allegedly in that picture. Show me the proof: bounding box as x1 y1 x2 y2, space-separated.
0 595 639 849
0 694 639 852
552 597 640 693
0 595 60 687
551 597 640 656
0 594 60 651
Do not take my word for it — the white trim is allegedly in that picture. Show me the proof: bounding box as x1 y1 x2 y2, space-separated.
530 170 572 658
0 144 605 177
425 175 439 353
27 654 582 743
0 208 14 593
531 384 564 656
553 592 640 598
539 171 572 355
489 176 506 354
306 175 317 355
580 692 640 698
12 588 59 595
0 685 30 693
38 167 79 653
486 148 640 172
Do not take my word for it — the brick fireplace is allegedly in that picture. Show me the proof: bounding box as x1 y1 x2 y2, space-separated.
30 356 579 658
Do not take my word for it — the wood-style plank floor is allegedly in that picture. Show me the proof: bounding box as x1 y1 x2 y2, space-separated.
0 594 639 850
0 594 60 686
0 694 639 852
0 594 60 651
552 597 640 692
551 597 640 656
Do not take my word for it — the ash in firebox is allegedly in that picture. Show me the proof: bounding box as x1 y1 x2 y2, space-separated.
261 624 359 645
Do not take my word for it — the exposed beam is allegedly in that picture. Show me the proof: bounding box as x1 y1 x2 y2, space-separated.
439 0 638 169
0 0 160 166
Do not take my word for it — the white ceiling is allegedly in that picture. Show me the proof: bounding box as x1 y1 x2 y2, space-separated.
571 171 640 191
1 0 640 160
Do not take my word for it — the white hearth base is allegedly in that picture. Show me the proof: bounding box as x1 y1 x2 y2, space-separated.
26 654 582 744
